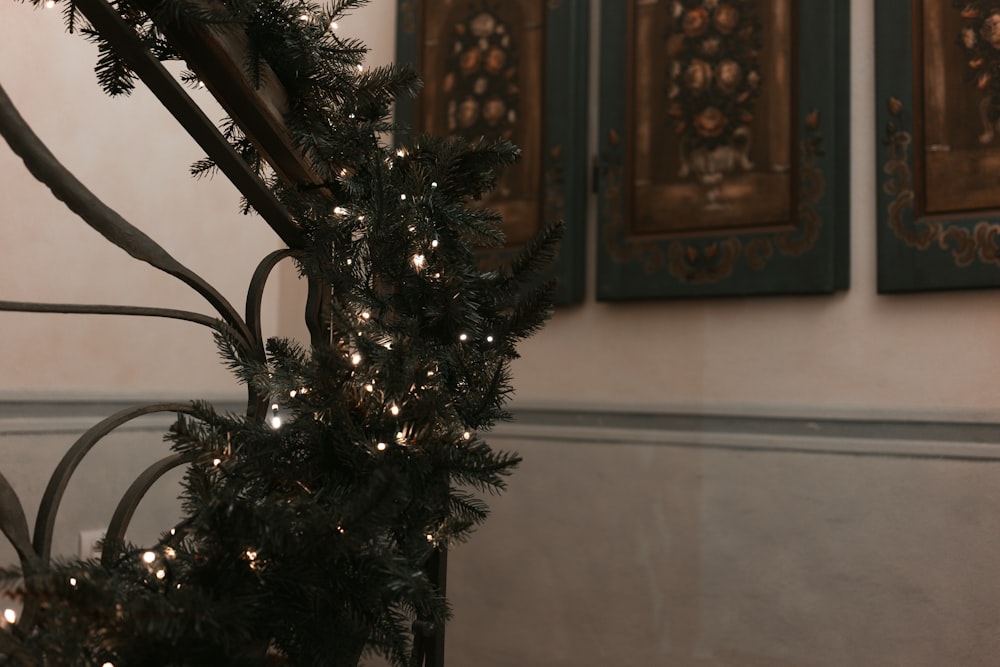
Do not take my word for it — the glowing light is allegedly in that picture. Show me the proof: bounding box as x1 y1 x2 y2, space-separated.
212 458 222 467
400 194 407 201
298 12 310 21
459 333 468 342
102 662 115 667
365 383 374 393
142 551 157 564
299 387 309 394
333 206 348 215
337 525 345 533
271 403 279 411
357 64 364 72
196 80 206 89
44 0 55 7
426 533 434 542
329 20 338 30
155 569 166 580
463 431 472 440
69 577 77 587
170 528 176 536
290 389 298 398
376 442 387 451
413 254 426 269
486 335 494 343
163 547 176 559
245 550 258 561
431 239 439 248
431 182 438 188
270 415 283 429
361 311 371 320
351 353 362 365
427 370 435 377
396 148 406 158
2 609 14 624
390 405 400 416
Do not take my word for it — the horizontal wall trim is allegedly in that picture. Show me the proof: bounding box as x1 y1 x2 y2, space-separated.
2 398 999 461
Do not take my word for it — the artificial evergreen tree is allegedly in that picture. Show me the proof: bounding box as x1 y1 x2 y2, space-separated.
0 0 559 664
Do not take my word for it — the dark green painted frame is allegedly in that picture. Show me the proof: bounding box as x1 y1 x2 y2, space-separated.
394 0 589 306
596 1 850 300
876 1 1000 292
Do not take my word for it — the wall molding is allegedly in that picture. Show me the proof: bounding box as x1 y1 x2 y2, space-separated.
3 397 1000 461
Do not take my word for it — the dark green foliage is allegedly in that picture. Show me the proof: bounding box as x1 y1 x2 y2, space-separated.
3 0 561 664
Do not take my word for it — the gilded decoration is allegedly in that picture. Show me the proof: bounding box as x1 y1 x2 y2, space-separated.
602 110 825 285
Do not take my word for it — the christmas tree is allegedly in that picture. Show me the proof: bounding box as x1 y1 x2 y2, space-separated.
0 0 559 664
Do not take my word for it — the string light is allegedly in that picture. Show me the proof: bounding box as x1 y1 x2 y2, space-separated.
356 64 364 72
486 335 494 343
431 239 439 248
390 405 400 416
69 577 77 587
102 662 115 667
376 442 387 451
155 569 166 580
431 182 438 188
141 551 156 564
463 431 472 440
329 20 338 30
459 333 468 342
361 311 371 320
365 383 374 392
197 80 206 89
212 457 222 467
400 194 407 201
412 254 426 269
44 0 55 7
290 389 298 398
163 547 176 559
298 12 311 21
396 148 406 158
3 609 16 624
351 352 362 365
333 206 348 215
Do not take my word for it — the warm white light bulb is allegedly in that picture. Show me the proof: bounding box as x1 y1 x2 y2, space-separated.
333 206 348 215
290 389 297 397
3 609 16 624
376 442 387 451
44 0 55 7
463 431 472 440
69 577 77 587
413 254 426 269
361 311 371 320
396 148 406 158
351 353 362 365
155 569 166 580
270 415 282 429
400 194 407 201
365 383 374 393
299 12 310 21
431 239 439 248
486 335 494 343
142 551 156 564
271 403 279 411
357 64 364 72
431 181 438 188
459 333 468 342
329 20 338 30
102 662 114 667
212 457 222 467
390 405 400 416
